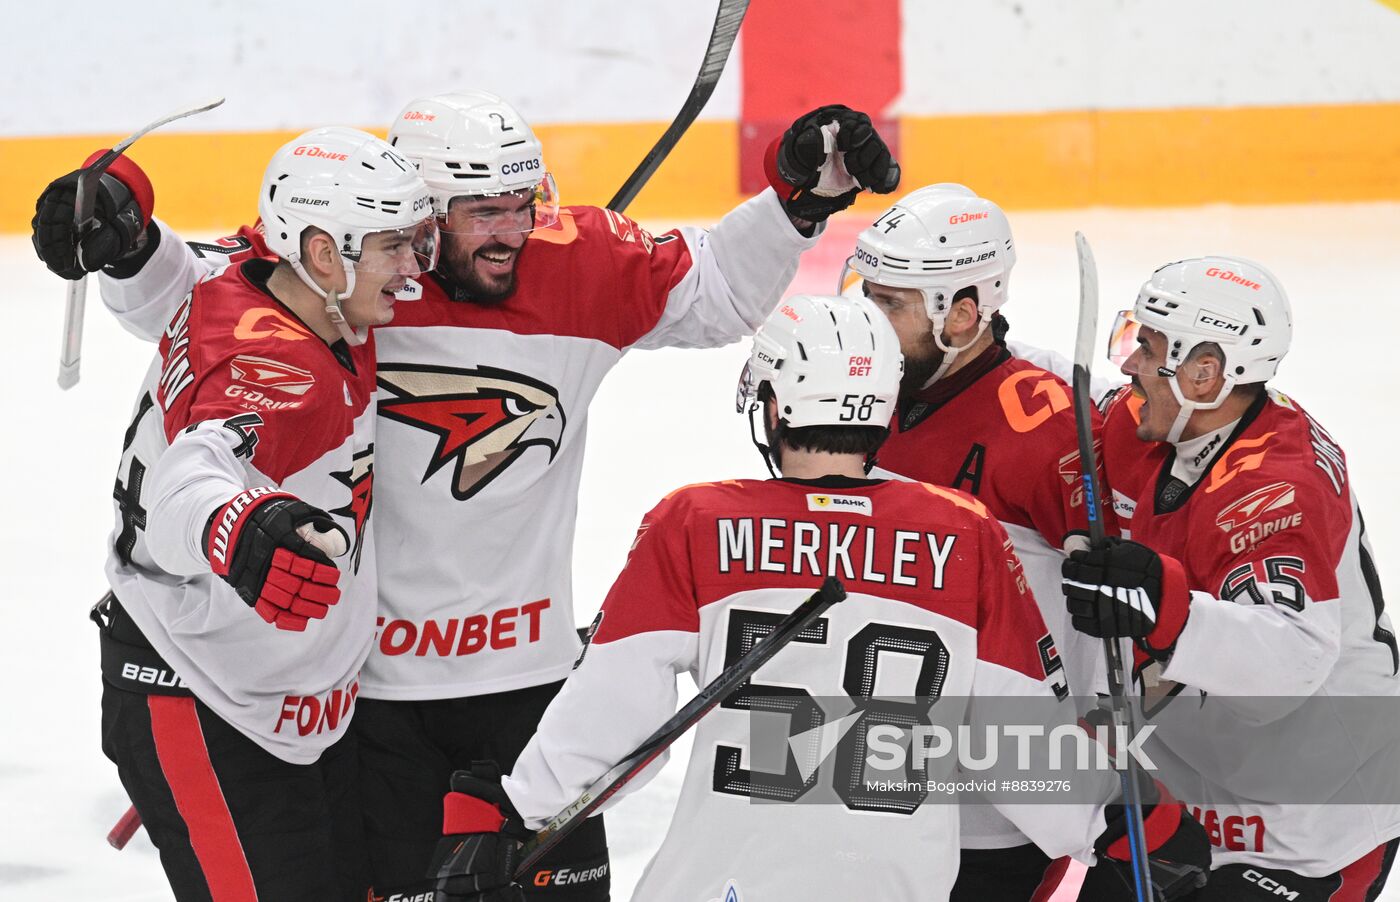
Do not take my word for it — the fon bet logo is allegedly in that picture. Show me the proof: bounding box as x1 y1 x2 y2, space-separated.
377 364 566 501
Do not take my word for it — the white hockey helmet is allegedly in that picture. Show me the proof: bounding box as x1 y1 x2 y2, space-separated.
388 91 560 234
737 294 903 432
842 183 1016 384
1108 256 1292 442
259 127 439 343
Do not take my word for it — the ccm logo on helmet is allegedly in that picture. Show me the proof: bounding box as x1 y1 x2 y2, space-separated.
292 145 349 162
501 158 542 176
1196 311 1245 334
1205 267 1262 291
949 211 989 225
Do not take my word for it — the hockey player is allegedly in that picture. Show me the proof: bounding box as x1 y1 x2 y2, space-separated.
842 183 1107 899
31 93 899 897
1063 257 1400 900
424 294 1208 901
91 128 436 900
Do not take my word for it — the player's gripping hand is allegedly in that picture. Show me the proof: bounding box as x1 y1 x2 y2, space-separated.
1062 537 1191 660
429 763 531 902
205 488 347 632
31 151 154 280
766 104 901 223
1083 779 1211 900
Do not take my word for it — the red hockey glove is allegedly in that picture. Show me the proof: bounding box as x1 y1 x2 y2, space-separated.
766 104 900 223
429 762 531 902
205 488 344 632
31 151 155 280
1084 779 1211 900
1062 537 1191 660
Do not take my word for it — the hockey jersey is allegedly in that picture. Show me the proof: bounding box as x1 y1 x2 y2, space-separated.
104 259 378 764
503 477 1108 902
99 190 817 700
872 347 1107 851
1114 389 1400 875
1097 384 1169 538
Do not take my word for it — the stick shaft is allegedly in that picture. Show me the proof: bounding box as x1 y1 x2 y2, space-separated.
515 576 845 877
606 0 748 212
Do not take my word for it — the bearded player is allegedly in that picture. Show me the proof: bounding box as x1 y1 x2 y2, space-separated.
32 92 899 898
1064 257 1400 900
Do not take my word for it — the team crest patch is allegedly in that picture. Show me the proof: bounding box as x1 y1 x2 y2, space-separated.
229 355 316 395
806 494 872 516
377 364 566 501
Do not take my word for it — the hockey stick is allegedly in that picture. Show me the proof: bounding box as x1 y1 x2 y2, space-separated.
606 0 749 213
511 576 846 878
58 96 225 390
1071 232 1154 901
107 805 141 850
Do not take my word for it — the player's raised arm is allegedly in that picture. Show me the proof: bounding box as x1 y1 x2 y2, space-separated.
32 152 266 342
627 105 899 351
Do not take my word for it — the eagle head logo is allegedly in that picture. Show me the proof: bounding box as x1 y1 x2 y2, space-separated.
377 364 566 501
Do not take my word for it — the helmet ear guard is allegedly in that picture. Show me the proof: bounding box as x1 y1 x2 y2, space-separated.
258 127 437 345
736 295 904 475
844 184 1015 387
1121 256 1292 442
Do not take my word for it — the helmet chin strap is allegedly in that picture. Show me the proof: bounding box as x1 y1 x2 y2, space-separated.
747 403 781 478
919 309 993 390
289 256 370 346
1164 373 1236 444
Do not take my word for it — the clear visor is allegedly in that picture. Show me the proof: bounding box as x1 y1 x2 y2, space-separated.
837 256 865 297
1107 309 1143 368
735 360 760 414
345 216 440 280
439 173 561 236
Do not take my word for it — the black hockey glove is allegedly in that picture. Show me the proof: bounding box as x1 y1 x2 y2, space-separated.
429 762 532 902
32 151 155 281
1062 537 1191 660
205 488 345 632
1080 778 1211 901
767 104 900 222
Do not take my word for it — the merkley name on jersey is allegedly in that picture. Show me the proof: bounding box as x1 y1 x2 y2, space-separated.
717 517 958 588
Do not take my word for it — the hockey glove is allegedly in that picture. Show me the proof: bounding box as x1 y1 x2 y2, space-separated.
430 762 531 902
1062 537 1191 660
205 488 345 632
1081 779 1211 900
32 151 155 281
766 104 900 223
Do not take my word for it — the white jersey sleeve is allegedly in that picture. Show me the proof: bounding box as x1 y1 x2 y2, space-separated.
630 188 820 351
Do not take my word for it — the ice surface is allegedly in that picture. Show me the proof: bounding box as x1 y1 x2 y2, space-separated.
2 202 1397 899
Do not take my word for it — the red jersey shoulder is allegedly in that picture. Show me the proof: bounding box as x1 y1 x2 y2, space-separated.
1193 393 1352 560
386 205 689 348
987 357 1084 439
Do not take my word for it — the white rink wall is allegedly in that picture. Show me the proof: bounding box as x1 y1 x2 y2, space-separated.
3 0 1400 137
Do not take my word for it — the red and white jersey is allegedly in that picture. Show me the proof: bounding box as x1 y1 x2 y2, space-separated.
1098 385 1169 538
503 477 1106 902
100 191 816 700
872 348 1106 850
104 259 378 764
1128 389 1400 875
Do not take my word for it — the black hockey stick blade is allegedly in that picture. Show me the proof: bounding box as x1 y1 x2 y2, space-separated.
1072 231 1155 902
606 0 749 213
515 575 845 877
74 97 225 243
